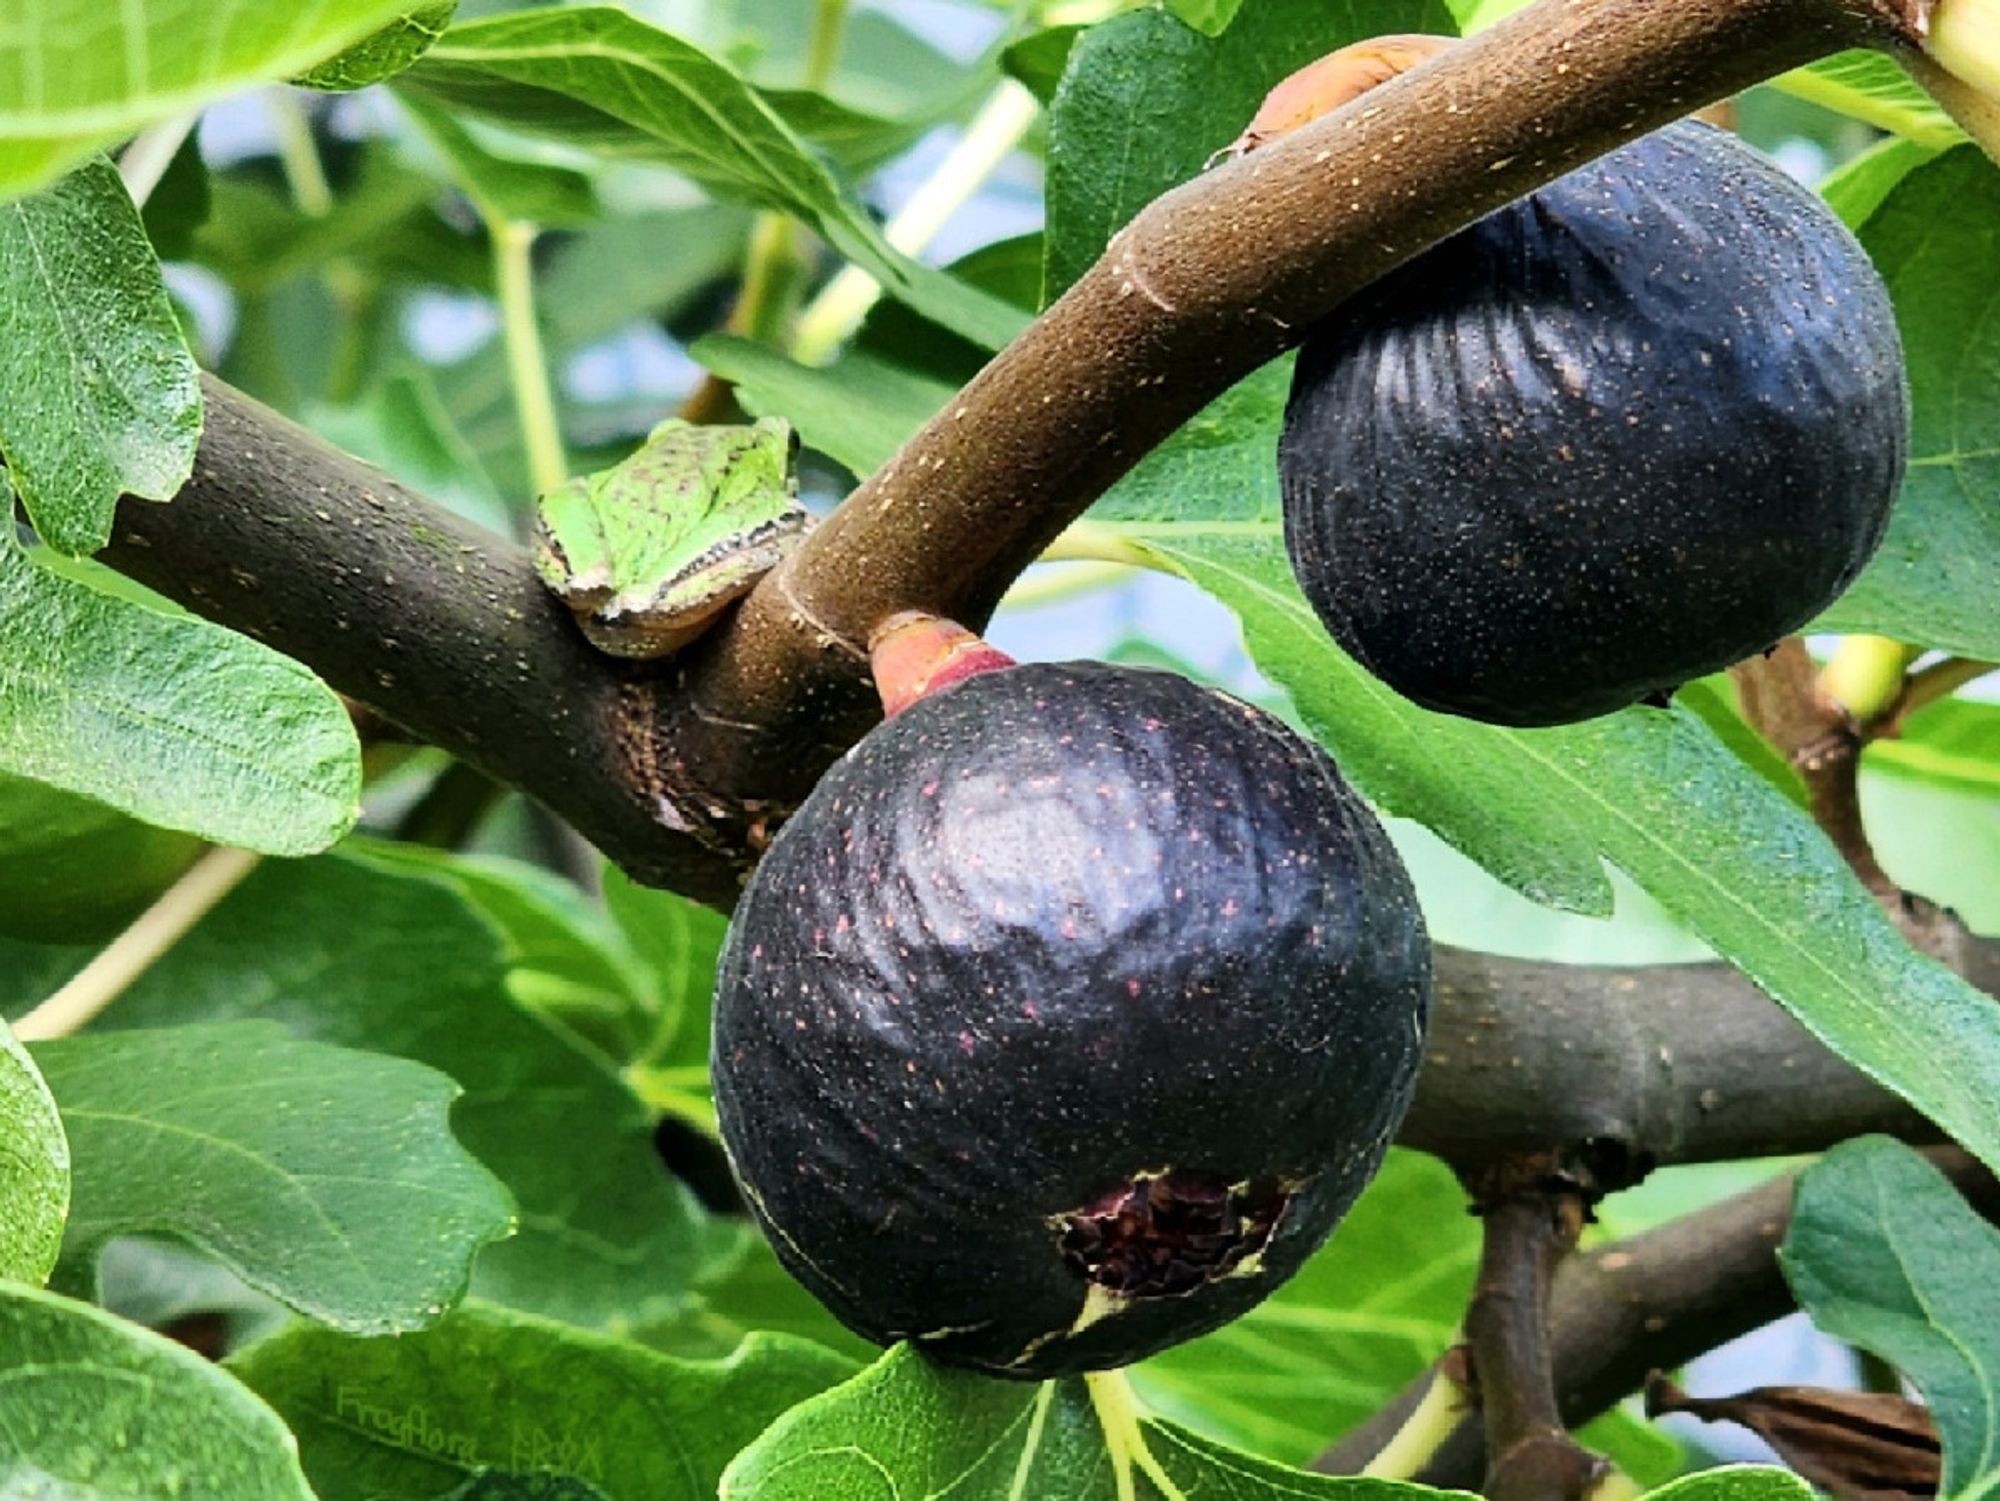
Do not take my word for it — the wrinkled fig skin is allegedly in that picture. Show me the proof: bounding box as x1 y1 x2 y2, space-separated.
712 663 1431 1378
1281 121 1909 727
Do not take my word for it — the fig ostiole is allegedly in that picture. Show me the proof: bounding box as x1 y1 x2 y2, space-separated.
712 650 1430 1378
1279 118 1909 727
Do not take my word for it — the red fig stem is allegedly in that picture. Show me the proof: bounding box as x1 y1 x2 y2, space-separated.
867 612 1017 718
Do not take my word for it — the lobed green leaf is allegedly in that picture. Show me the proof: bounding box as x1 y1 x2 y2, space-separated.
0 771 205 943
71 848 713 1330
378 845 659 1063
724 1343 1477 1501
0 547 361 854
1819 146 2000 660
1783 1137 2000 1500
0 1281 314 1500
230 1304 856 1501
36 1019 515 1334
1639 1471 1817 1501
0 0 430 200
295 2 458 92
1043 0 1457 300
0 1015 68 1285
0 156 200 555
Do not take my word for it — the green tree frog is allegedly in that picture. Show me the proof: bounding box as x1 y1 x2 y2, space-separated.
533 416 807 658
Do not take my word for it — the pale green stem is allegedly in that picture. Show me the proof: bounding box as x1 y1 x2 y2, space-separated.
268 87 382 397
495 219 569 495
1360 1369 1467 1480
267 90 333 217
731 214 809 346
1038 520 1180 573
806 0 851 90
12 847 262 1042
792 78 1042 364
1820 635 1921 723
1084 1370 1190 1501
1000 560 1135 610
1905 44 2000 168
1898 656 1996 720
699 0 848 363
1585 1467 1646 1501
118 115 197 208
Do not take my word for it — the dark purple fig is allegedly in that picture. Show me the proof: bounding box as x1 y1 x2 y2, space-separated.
712 661 1430 1378
1280 120 1909 727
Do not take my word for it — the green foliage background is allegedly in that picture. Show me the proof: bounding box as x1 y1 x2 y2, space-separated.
1 1 1997 1498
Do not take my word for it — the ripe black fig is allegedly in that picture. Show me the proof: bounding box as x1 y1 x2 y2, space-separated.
712 660 1430 1378
1280 120 1909 727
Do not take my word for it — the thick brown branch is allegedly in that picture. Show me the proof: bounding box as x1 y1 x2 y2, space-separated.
80 404 2000 1172
80 5 1978 1186
107 3 1910 895
100 379 741 907
1317 1148 2000 1487
1399 946 1985 1177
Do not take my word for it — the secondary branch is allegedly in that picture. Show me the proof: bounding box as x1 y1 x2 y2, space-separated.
1398 944 1985 1176
1462 1156 1605 1501
1316 1147 2000 1487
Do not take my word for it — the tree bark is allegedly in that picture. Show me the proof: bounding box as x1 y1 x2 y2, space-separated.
1315 1147 2000 1486
101 379 741 906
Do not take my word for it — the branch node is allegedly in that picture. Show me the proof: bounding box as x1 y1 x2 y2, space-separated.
1463 1152 1605 1501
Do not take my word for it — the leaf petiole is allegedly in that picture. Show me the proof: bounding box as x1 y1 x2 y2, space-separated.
1085 1368 1191 1501
11 846 261 1042
494 219 569 495
1360 1366 1469 1480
